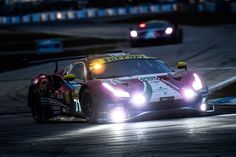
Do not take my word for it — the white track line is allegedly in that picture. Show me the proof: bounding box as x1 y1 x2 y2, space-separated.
194 67 236 92
196 67 236 71
209 76 236 91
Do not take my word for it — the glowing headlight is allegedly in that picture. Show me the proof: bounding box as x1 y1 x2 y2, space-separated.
109 107 127 123
130 30 138 38
131 93 146 107
182 88 195 100
165 27 173 35
192 73 203 90
102 82 130 98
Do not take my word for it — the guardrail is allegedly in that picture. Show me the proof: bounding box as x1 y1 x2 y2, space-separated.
0 2 235 26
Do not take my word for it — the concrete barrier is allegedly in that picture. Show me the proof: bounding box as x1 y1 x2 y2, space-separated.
97 9 106 17
41 13 50 22
160 4 174 12
150 4 160 13
76 9 86 19
118 7 127 15
205 2 216 12
67 11 76 20
0 2 235 26
49 12 56 21
231 2 236 12
87 8 97 18
106 8 117 16
198 3 205 12
139 5 149 14
129 6 139 14
11 16 20 24
22 15 31 23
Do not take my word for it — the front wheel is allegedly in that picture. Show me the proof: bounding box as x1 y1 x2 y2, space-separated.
80 88 98 123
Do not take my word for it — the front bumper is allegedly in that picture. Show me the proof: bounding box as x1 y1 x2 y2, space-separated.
97 96 214 123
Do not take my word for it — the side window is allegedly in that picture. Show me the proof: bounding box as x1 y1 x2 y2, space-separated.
70 63 86 82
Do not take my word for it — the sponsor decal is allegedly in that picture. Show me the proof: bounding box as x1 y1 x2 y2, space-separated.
140 76 181 102
90 54 155 67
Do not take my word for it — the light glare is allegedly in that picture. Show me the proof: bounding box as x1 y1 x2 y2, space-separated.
200 103 207 111
130 30 138 38
183 88 195 100
131 94 146 107
102 83 130 98
110 108 126 123
165 27 173 35
192 73 203 90
57 12 62 20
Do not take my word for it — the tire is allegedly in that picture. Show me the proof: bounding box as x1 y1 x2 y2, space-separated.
80 88 98 123
29 87 53 123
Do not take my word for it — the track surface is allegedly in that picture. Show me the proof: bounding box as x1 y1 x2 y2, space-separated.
0 23 236 156
1 113 236 156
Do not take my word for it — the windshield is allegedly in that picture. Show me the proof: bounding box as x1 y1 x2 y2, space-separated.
146 22 168 29
91 59 173 79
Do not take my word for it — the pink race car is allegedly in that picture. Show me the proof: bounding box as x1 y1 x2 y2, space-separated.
28 52 213 123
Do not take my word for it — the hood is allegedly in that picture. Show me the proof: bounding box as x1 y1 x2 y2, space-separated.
103 73 188 102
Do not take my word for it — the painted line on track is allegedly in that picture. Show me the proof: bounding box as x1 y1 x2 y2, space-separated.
196 67 236 71
209 75 236 91
195 66 236 92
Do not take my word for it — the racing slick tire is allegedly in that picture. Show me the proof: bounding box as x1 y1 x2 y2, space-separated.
29 87 53 123
80 88 99 123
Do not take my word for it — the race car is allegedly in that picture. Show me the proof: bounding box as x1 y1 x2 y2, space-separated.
28 51 213 123
129 20 183 47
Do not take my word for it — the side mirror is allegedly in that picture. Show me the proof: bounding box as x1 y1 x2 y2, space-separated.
63 74 76 81
177 61 187 70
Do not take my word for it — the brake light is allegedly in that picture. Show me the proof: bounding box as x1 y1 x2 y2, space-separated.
139 23 146 28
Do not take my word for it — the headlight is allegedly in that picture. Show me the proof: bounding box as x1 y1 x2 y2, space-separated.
192 73 203 90
131 93 146 107
102 82 130 98
130 30 138 38
165 27 173 35
182 88 196 100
